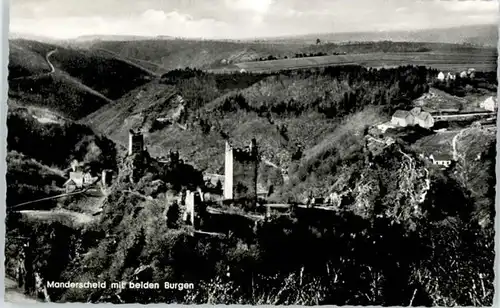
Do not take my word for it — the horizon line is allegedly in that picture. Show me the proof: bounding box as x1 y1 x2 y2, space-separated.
8 23 497 42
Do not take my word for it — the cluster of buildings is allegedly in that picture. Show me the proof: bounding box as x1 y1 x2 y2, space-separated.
391 107 435 128
437 68 476 81
63 159 113 193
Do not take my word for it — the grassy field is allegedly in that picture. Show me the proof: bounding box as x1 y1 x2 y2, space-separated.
224 52 497 73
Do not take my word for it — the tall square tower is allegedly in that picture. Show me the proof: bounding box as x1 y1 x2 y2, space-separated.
224 138 258 201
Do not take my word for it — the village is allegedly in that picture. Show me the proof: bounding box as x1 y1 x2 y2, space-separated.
372 68 497 169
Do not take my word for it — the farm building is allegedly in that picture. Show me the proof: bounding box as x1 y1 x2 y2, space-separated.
460 71 468 78
437 72 445 81
63 171 98 193
70 159 85 172
376 121 396 133
415 111 435 128
480 96 497 112
257 183 269 199
391 108 434 128
391 110 415 127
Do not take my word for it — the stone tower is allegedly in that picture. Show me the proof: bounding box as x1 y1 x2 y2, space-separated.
183 189 203 227
224 141 234 200
128 130 144 156
224 138 258 201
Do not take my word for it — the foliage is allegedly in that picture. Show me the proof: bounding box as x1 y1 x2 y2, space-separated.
6 151 65 207
7 108 117 171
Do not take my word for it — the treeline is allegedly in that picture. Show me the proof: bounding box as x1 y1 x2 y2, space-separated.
433 71 497 97
252 52 332 62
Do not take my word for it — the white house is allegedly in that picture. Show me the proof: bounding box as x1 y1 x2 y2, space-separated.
391 110 415 127
429 154 452 168
437 72 445 81
480 96 497 112
415 111 435 128
460 71 468 78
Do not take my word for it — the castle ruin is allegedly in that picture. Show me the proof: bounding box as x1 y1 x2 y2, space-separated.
224 138 258 201
128 130 144 156
183 188 204 227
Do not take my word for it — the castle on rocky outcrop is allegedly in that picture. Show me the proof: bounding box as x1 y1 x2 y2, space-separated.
224 138 259 202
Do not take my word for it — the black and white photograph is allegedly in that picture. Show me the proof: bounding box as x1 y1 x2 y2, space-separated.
3 0 499 305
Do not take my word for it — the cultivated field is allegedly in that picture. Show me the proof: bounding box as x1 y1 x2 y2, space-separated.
210 51 497 73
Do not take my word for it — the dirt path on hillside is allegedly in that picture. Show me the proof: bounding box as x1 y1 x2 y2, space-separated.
18 209 95 226
46 49 57 73
4 277 42 303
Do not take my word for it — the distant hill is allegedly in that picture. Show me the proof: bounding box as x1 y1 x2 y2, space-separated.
87 30 497 72
8 39 156 119
263 25 499 47
89 39 294 72
74 34 160 42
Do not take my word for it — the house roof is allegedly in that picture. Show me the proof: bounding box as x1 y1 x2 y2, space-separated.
484 96 497 103
63 179 76 186
257 183 267 194
392 110 413 120
433 154 452 161
70 172 84 180
416 112 433 122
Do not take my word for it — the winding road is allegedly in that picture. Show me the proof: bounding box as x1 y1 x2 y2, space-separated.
45 49 57 73
4 277 42 303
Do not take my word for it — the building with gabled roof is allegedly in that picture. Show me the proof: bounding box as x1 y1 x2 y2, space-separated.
429 154 452 168
63 171 98 193
415 111 435 128
480 96 497 112
391 110 415 127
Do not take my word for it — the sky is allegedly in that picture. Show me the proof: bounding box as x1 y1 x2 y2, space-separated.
9 0 500 39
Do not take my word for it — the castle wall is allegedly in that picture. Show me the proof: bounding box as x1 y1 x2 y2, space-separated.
183 190 203 227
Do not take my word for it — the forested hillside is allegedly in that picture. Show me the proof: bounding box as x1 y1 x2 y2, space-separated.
86 65 434 174
6 106 118 207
